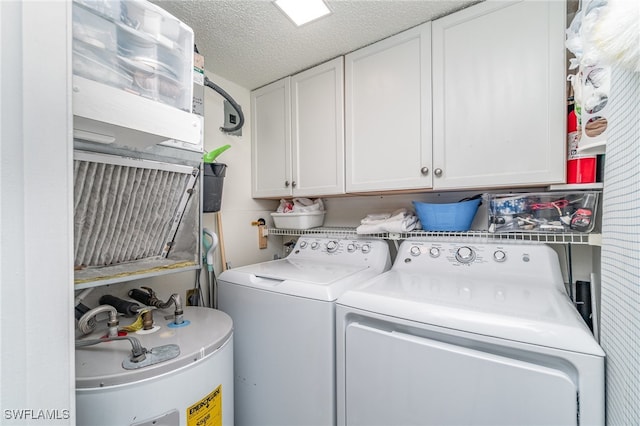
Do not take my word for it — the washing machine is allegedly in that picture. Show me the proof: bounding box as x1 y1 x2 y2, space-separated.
218 236 391 426
336 238 605 426
76 306 234 426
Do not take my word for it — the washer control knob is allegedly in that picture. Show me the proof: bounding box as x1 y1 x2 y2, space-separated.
299 241 307 249
326 240 339 253
311 242 319 250
429 247 440 258
493 250 507 262
455 246 475 263
347 243 357 253
410 246 422 257
361 244 371 254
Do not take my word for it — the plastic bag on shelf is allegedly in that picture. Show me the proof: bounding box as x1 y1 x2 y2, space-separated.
276 198 324 213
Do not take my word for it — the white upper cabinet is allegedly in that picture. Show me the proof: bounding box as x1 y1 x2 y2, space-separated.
345 23 433 193
252 57 345 198
254 0 566 197
291 57 345 197
431 0 566 189
251 77 292 198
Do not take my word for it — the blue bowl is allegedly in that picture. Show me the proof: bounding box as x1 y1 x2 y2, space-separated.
413 198 481 232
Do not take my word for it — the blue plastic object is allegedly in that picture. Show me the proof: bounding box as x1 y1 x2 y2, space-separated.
413 198 481 232
167 319 191 328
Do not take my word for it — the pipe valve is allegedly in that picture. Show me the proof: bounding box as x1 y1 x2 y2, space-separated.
128 287 184 325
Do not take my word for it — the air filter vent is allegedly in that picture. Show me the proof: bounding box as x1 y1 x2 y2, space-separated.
73 151 200 287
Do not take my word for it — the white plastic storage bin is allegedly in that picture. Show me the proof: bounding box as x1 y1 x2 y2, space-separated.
488 192 599 233
72 0 194 112
75 0 121 20
72 3 126 88
271 211 326 230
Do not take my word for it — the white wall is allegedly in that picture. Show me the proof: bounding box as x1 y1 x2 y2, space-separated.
201 71 281 270
599 66 640 425
1 2 74 424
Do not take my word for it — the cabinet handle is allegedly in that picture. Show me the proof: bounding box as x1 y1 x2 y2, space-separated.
434 168 443 177
292 181 297 188
420 167 429 176
285 180 290 187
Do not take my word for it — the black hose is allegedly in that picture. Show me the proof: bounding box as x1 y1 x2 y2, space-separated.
128 288 181 310
99 294 140 316
128 288 155 306
204 76 245 134
566 244 574 302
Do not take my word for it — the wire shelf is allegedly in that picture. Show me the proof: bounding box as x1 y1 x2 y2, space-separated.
267 227 388 239
266 227 599 245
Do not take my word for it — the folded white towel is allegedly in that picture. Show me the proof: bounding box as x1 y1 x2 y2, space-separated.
356 209 419 234
362 213 392 222
361 208 409 225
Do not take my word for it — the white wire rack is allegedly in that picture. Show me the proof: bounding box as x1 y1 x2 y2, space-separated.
266 227 600 245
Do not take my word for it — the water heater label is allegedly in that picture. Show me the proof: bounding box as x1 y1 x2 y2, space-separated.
187 385 222 426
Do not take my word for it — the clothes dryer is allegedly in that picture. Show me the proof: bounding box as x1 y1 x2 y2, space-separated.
336 238 605 426
218 236 391 426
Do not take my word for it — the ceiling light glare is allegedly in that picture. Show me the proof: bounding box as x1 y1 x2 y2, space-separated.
274 0 331 27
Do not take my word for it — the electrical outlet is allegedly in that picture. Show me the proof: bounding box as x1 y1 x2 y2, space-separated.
224 100 242 136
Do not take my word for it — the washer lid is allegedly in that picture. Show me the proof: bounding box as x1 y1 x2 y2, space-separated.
220 259 378 301
245 258 367 283
219 237 391 301
75 307 233 389
338 270 604 356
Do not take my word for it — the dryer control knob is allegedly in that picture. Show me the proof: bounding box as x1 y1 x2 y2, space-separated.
311 242 319 250
429 247 440 258
410 246 421 257
455 246 475 263
361 244 371 254
493 250 507 262
299 241 307 249
347 243 357 253
326 240 339 253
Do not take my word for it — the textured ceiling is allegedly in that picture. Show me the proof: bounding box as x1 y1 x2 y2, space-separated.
152 0 480 90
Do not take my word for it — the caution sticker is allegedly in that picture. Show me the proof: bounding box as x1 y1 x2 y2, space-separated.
187 385 222 426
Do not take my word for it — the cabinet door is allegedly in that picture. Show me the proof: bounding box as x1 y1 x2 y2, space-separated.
251 77 292 198
291 57 345 196
345 23 432 193
432 0 566 189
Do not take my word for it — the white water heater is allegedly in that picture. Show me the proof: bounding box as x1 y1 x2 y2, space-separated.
76 307 233 426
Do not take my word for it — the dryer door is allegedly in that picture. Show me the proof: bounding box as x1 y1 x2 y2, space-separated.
345 323 578 426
